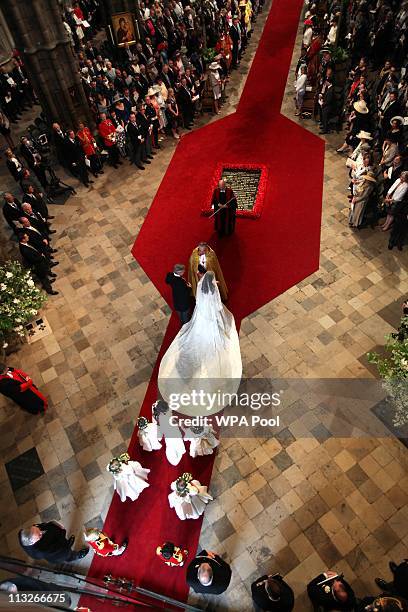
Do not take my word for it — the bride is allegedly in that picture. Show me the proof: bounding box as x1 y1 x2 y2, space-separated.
158 271 242 416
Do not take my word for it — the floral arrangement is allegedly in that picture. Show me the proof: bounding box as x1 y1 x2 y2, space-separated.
0 260 47 351
367 316 408 427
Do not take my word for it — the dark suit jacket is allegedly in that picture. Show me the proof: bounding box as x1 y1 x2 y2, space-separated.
64 138 86 166
251 575 294 611
19 522 72 563
3 199 22 225
165 273 191 311
383 100 402 128
186 551 231 594
394 559 408 598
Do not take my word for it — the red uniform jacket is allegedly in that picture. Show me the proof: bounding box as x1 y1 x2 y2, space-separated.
98 119 116 147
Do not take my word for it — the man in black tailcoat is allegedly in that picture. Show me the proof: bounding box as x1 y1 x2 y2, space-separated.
251 573 294 611
165 263 191 324
18 233 58 295
186 550 231 595
3 192 22 234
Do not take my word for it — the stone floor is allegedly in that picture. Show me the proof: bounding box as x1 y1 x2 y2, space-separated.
1 2 408 611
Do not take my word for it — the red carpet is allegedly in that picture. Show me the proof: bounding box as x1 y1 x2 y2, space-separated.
83 0 325 608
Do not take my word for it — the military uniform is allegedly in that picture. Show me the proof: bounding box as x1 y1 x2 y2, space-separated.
307 573 356 611
251 574 294 611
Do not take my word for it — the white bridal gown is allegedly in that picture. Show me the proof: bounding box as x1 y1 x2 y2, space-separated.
158 272 242 416
109 461 150 502
138 422 162 452
168 479 213 520
183 425 220 458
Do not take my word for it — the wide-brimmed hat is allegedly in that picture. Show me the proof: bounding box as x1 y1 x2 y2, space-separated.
361 171 376 183
390 115 405 125
151 84 161 94
353 100 369 114
209 62 221 70
147 87 156 96
356 130 372 140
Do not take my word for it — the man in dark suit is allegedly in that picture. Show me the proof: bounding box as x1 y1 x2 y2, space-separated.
251 573 294 611
18 217 57 261
51 123 68 167
307 571 356 611
229 17 241 68
319 77 334 134
22 185 53 220
3 192 22 234
20 137 48 188
126 112 145 169
177 77 195 128
186 550 231 595
21 202 55 236
18 522 88 563
18 233 58 295
65 129 92 187
165 264 191 324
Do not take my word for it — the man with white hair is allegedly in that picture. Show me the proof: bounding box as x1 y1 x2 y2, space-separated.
19 522 88 563
186 550 231 594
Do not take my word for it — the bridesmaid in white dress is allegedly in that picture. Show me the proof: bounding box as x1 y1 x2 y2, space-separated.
152 400 186 466
168 473 213 520
107 452 150 502
137 416 162 452
182 424 219 458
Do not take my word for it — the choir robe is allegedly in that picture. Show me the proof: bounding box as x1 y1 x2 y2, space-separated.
188 246 228 301
211 187 237 236
0 367 47 414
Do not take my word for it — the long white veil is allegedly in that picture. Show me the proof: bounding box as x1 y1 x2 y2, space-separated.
158 272 242 416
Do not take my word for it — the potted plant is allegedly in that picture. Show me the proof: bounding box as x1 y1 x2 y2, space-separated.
0 260 47 354
367 317 408 427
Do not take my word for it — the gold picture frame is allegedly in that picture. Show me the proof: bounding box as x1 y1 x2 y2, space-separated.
111 12 137 47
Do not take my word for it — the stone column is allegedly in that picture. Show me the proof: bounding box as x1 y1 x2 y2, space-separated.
2 0 93 127
0 9 15 71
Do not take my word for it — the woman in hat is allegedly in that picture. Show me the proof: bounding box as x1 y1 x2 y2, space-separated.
381 171 408 231
349 170 377 229
208 62 223 114
168 473 213 520
349 131 373 163
106 452 150 502
386 116 405 145
336 100 372 153
303 18 314 48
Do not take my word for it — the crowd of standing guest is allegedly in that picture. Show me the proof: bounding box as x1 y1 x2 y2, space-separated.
1 0 263 298
295 0 407 248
